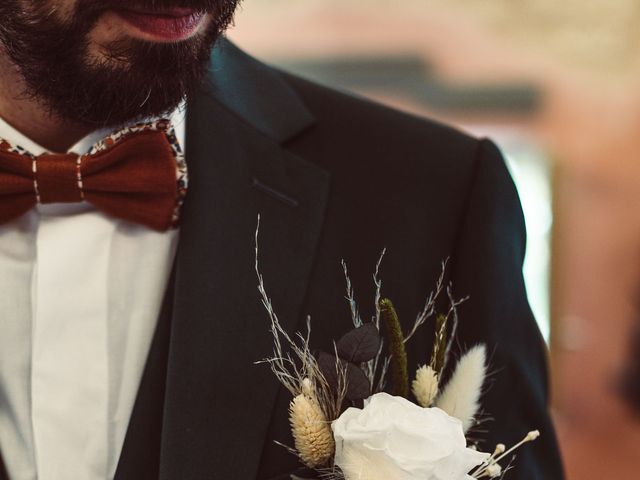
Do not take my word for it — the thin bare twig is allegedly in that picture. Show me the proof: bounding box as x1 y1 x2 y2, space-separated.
342 260 362 328
255 216 347 422
404 259 448 343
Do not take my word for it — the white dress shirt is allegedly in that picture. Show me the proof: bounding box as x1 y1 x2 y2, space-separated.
0 109 186 480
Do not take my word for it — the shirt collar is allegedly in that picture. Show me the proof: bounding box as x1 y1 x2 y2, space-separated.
0 103 187 156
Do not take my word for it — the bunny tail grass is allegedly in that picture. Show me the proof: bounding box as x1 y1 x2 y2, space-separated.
435 344 487 433
412 365 439 407
289 394 335 468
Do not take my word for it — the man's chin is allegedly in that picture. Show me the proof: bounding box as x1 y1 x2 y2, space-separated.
44 56 208 127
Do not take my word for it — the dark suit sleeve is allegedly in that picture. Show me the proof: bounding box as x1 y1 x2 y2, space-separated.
449 139 564 479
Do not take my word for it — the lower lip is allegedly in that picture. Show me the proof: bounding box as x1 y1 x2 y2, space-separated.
114 9 206 41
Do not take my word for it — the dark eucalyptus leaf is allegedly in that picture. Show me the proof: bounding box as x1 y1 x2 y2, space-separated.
344 361 371 400
317 351 341 391
316 351 371 400
336 323 381 363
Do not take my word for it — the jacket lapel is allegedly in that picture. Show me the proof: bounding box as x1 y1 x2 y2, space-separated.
157 40 329 479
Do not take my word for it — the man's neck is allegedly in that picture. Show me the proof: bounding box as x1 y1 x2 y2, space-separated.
0 55 93 153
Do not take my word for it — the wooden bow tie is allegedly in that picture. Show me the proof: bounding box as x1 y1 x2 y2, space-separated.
0 127 183 231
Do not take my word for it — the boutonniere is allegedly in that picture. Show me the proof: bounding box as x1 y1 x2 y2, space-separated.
255 220 538 480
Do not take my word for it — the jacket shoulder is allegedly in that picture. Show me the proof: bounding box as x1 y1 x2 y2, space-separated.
276 69 518 264
278 69 481 172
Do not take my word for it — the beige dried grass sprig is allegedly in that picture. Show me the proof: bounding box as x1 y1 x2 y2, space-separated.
435 344 487 433
412 365 439 407
289 394 335 468
471 430 541 478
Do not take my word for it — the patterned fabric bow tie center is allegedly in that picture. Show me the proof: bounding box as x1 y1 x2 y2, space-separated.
35 152 84 204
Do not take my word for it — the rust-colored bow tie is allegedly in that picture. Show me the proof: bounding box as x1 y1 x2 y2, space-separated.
0 119 187 231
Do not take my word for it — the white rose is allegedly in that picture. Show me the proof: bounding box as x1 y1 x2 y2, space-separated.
331 392 488 480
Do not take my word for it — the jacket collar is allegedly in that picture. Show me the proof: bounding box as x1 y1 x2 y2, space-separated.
206 38 316 143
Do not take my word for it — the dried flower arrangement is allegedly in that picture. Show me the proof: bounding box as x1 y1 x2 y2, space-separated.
255 221 539 480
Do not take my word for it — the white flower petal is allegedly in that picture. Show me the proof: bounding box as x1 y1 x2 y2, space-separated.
332 393 489 480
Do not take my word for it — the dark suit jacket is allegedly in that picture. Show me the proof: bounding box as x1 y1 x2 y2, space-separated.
0 39 564 479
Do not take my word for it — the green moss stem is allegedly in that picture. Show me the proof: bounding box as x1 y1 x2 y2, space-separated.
379 298 409 398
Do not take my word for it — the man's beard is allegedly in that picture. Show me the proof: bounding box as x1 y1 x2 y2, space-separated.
0 0 240 127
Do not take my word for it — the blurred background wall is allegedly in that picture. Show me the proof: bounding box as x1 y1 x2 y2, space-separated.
227 1 640 478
